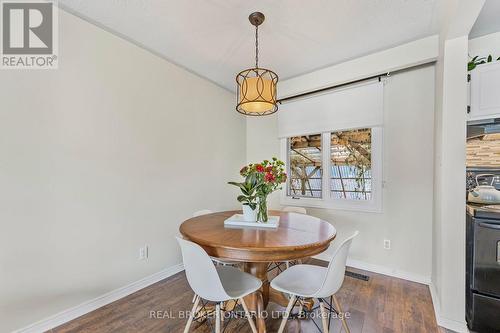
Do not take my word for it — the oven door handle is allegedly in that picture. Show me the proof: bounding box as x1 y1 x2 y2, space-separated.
478 222 500 230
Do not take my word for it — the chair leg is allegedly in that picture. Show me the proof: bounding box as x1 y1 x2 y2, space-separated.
215 303 221 333
191 293 197 303
184 295 200 333
332 295 350 333
220 300 227 323
298 298 304 318
277 295 296 333
319 300 329 333
239 298 257 333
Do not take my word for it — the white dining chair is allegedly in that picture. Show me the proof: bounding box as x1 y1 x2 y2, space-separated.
270 231 359 333
312 241 339 262
176 237 261 333
280 208 333 263
192 210 238 267
192 209 213 217
190 210 239 304
282 206 307 214
268 206 309 273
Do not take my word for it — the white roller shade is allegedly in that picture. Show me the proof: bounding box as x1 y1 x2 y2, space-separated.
278 81 384 137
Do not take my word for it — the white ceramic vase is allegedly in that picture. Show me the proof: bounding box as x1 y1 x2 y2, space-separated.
242 205 257 222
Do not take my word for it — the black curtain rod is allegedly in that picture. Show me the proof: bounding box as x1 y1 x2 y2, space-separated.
277 61 436 104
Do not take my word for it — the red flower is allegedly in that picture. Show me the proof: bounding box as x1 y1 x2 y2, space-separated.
256 165 265 173
265 172 275 183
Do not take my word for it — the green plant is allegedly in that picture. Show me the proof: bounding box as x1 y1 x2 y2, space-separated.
230 157 287 222
228 174 258 210
468 54 500 71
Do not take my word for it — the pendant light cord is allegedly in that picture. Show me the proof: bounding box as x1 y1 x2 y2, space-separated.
255 25 259 68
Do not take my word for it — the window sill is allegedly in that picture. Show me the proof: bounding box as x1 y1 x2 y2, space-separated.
280 195 383 213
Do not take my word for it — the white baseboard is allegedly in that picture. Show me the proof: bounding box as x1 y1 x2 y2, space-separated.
346 258 431 285
429 282 469 333
13 263 184 333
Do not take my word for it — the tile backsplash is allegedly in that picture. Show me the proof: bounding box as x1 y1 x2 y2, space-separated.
467 134 500 167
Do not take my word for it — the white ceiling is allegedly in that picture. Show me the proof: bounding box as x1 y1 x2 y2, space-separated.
59 0 442 91
470 0 500 38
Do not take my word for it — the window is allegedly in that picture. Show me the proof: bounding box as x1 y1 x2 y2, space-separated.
287 134 322 198
282 127 382 212
330 128 372 200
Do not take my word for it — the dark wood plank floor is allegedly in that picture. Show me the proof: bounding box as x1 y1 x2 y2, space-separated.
51 262 447 333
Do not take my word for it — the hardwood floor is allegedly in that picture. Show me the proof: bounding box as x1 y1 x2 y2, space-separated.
52 263 447 333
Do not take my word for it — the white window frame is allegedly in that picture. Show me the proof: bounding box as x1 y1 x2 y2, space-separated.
280 127 383 213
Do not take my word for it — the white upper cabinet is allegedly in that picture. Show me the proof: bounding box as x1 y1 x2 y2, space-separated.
469 62 500 120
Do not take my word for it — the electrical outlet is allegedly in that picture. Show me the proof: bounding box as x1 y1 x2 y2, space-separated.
383 239 391 250
139 245 149 260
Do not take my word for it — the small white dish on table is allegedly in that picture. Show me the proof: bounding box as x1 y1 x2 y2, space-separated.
224 214 280 229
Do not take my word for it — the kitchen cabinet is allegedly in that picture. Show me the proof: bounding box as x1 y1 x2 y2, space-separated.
469 61 500 121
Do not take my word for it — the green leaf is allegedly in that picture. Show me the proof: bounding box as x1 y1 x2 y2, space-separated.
497 57 500 61
468 62 476 71
488 55 493 62
228 181 249 195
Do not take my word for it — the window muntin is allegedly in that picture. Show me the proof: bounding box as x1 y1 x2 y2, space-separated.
287 134 322 198
330 128 372 200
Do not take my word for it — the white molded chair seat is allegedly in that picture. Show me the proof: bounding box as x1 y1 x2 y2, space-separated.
271 264 327 297
216 266 262 299
177 237 261 333
270 231 359 333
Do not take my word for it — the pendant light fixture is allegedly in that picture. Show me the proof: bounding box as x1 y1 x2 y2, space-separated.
236 12 278 116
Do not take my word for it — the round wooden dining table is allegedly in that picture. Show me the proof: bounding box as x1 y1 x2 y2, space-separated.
179 210 337 333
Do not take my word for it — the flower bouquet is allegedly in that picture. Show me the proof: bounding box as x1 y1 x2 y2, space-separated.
229 158 287 222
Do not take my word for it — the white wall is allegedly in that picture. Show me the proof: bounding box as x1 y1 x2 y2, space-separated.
0 10 245 333
280 35 438 98
431 1 484 331
247 42 436 282
469 31 500 57
432 35 469 331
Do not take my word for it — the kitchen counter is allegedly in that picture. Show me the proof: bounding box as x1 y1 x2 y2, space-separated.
467 203 483 216
467 202 500 219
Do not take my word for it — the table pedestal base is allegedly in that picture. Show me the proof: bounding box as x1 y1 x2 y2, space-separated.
243 262 314 333
243 262 268 333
